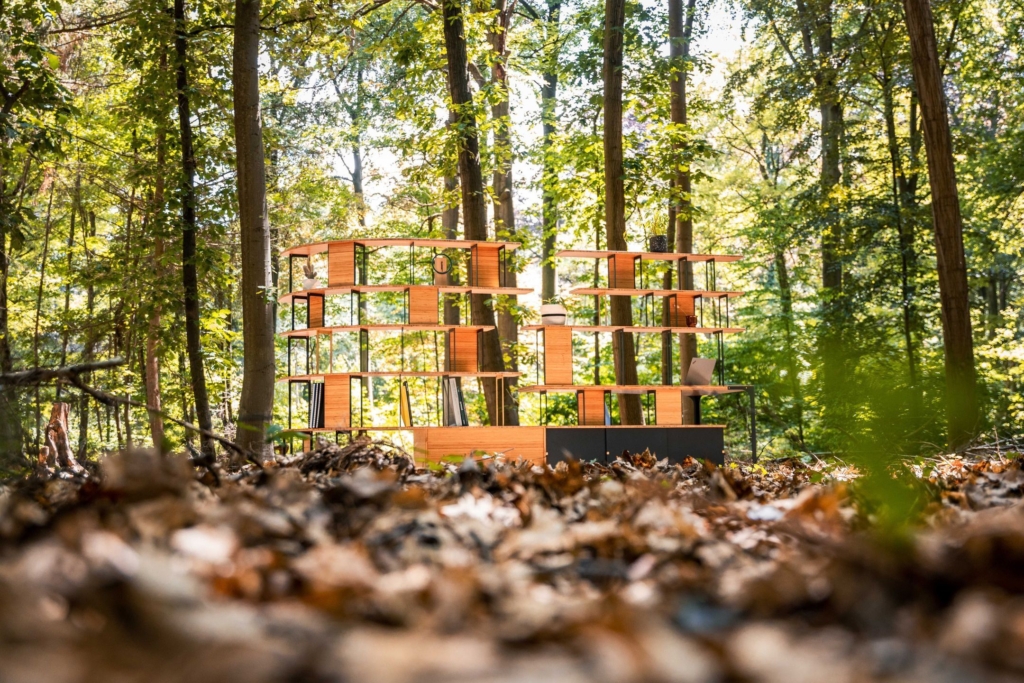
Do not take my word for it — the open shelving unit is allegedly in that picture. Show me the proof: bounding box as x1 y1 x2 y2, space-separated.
278 238 753 465
278 238 543 462
516 249 755 464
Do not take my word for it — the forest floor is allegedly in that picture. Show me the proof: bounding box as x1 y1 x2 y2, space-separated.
1 439 1023 683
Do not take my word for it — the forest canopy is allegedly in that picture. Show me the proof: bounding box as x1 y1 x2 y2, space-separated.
1 0 1022 469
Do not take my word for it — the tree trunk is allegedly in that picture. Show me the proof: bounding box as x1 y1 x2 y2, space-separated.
490 0 519 426
441 0 508 425
44 403 82 472
669 0 697 423
540 0 561 303
0 167 22 463
33 183 56 450
603 0 642 424
902 0 978 448
58 172 79 400
233 0 275 459
775 246 804 444
174 0 216 458
813 0 846 419
880 57 921 392
146 125 166 452
77 211 97 460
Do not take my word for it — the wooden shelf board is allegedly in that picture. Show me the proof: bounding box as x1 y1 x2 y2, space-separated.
569 288 743 298
521 325 745 334
556 249 741 263
281 324 495 338
281 371 522 382
280 284 531 304
518 384 744 396
282 238 521 257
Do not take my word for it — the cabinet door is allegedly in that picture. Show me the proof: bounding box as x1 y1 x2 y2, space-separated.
606 428 667 463
546 428 606 464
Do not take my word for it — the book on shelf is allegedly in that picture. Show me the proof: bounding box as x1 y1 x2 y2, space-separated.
445 377 468 427
400 381 413 427
308 382 325 429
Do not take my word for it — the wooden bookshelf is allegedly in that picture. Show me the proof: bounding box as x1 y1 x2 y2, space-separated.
569 287 743 297
280 284 531 305
556 249 742 262
279 236 753 464
521 325 745 334
283 238 521 257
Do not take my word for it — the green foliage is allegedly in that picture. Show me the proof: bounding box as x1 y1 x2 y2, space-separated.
0 0 1021 463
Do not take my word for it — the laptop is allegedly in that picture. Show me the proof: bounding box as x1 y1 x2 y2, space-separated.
684 358 716 386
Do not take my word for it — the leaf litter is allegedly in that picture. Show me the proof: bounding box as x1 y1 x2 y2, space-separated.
1 440 1023 682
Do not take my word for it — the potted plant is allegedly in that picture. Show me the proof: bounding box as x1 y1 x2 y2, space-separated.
540 302 568 326
302 263 320 290
648 232 668 253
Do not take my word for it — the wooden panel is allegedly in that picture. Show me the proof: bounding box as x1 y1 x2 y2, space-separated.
416 426 545 465
665 293 696 327
448 328 479 372
543 327 573 385
307 294 324 328
408 287 439 324
328 241 356 286
470 244 501 287
323 375 350 429
607 254 637 289
655 389 683 425
578 389 607 426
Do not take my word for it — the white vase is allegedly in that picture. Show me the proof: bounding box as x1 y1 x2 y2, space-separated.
303 278 320 290
540 303 567 326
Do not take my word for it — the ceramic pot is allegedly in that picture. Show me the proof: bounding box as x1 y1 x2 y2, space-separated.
303 278 320 290
648 235 669 253
540 303 567 326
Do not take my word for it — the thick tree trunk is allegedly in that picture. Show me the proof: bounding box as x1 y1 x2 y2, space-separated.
603 0 642 424
441 0 508 425
146 126 166 452
174 0 216 458
0 165 21 463
814 0 846 419
489 0 519 426
902 0 978 448
669 0 697 423
233 0 276 459
540 0 561 303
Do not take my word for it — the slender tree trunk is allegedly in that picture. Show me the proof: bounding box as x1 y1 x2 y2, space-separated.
441 0 508 425
174 0 215 458
146 125 166 452
669 0 697 423
33 182 56 450
775 246 805 444
78 211 98 459
603 0 642 424
540 0 561 303
490 0 519 426
233 0 276 458
903 0 978 448
662 177 676 386
58 172 79 400
880 60 920 391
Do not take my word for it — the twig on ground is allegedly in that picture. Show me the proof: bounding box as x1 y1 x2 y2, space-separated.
0 359 260 470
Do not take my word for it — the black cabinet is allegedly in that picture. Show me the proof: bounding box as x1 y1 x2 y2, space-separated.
545 427 723 465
